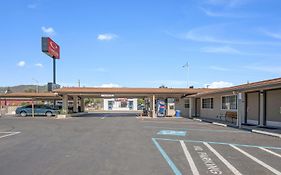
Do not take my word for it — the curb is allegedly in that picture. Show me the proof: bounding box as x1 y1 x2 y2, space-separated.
251 129 281 138
192 117 281 139
193 118 202 122
212 122 227 127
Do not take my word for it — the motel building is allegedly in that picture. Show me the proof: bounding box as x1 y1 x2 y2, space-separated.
0 77 281 128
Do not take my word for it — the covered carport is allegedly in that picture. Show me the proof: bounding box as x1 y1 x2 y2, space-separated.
53 87 210 118
0 93 61 117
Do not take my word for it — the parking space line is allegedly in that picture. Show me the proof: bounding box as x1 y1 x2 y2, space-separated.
153 138 281 150
259 147 281 158
230 144 281 175
152 138 182 175
0 132 21 139
141 121 209 125
203 142 242 175
179 140 200 175
144 126 250 133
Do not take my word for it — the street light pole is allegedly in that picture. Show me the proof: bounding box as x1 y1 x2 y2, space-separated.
182 61 189 88
32 78 39 93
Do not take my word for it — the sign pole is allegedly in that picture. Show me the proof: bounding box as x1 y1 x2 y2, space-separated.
53 57 56 84
53 57 56 108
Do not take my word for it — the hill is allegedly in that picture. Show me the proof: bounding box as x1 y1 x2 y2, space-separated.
0 85 48 93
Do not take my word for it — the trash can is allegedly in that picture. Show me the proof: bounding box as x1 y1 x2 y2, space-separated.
175 110 181 117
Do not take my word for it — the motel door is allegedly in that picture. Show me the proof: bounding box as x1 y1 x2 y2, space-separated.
246 92 260 125
195 98 201 117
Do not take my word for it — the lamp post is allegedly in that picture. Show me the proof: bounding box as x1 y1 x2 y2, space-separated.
32 78 39 93
182 61 189 88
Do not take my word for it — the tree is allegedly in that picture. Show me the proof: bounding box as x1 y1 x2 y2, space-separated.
159 85 168 88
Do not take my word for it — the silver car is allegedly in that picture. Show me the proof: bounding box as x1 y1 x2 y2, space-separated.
16 104 60 117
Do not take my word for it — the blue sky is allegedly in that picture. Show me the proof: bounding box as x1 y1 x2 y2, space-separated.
1 0 281 88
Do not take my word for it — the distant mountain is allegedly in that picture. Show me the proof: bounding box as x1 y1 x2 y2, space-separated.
0 85 48 93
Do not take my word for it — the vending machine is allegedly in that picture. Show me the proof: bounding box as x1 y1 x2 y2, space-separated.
157 100 166 117
166 98 176 117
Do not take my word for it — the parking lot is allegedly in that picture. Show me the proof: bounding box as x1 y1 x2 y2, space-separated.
0 113 280 175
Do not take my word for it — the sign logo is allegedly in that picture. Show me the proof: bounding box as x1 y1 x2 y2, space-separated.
42 37 60 59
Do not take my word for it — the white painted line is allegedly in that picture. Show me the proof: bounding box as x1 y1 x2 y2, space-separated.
212 122 227 127
141 121 209 125
179 140 200 175
101 117 105 120
252 130 281 138
230 144 281 175
260 147 281 158
0 132 21 139
203 142 242 175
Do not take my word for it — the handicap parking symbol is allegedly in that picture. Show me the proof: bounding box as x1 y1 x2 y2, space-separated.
157 130 187 136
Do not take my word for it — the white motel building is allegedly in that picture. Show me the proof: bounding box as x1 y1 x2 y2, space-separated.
103 98 138 111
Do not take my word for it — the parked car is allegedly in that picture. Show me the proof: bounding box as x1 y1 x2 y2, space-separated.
15 104 60 117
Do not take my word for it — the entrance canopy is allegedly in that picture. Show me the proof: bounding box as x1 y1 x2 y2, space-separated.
54 87 213 98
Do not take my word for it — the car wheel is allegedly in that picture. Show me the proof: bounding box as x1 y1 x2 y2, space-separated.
20 111 27 117
45 111 52 117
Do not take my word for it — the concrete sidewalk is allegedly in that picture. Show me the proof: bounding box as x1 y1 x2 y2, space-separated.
193 117 281 138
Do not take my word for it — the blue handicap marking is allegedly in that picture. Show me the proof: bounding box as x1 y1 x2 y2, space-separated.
157 130 187 136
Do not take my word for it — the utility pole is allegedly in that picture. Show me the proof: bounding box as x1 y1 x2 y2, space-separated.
32 78 39 93
78 80 81 87
182 61 189 88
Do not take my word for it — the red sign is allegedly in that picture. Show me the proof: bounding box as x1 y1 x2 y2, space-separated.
42 37 60 59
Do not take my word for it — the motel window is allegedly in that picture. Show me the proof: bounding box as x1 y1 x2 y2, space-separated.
222 95 237 110
202 98 213 109
121 101 127 108
184 99 190 108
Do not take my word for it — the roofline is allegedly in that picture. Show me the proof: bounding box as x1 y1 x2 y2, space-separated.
53 87 215 95
189 77 281 97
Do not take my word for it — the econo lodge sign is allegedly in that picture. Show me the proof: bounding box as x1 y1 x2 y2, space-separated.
42 37 60 59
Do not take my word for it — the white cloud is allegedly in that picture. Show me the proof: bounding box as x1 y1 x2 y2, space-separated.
141 80 200 88
206 81 234 88
182 26 281 46
184 29 245 45
97 33 118 41
17 61 26 67
97 83 121 88
201 46 241 54
200 7 247 18
245 65 281 75
35 63 43 68
205 0 249 7
95 67 107 72
262 30 281 40
209 66 230 71
41 26 55 35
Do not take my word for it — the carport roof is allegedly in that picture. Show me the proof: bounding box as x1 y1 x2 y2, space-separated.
0 92 61 100
54 87 214 96
189 77 281 97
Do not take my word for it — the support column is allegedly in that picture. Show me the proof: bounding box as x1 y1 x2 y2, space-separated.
259 91 265 126
62 95 68 114
237 93 245 128
151 95 156 118
80 97 85 112
73 96 78 113
0 99 2 117
32 99 35 118
189 98 196 118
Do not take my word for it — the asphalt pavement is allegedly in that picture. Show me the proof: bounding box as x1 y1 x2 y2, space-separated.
0 113 280 175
